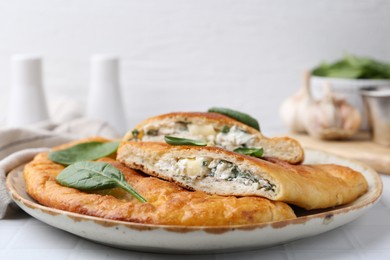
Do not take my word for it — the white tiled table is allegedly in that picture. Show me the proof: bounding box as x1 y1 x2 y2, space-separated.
1 174 390 259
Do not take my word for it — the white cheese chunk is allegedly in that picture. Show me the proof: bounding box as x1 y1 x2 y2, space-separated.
188 124 216 137
177 157 209 178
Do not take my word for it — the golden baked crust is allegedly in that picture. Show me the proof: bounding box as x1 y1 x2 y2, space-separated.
117 141 368 210
23 139 296 226
123 112 305 164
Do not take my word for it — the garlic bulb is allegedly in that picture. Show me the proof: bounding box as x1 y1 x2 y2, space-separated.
303 83 361 140
279 71 313 132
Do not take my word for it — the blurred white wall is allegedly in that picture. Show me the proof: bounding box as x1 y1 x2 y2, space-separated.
0 0 389 133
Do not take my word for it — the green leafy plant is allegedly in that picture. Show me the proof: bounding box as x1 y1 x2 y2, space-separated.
312 55 390 79
49 141 119 166
56 161 147 203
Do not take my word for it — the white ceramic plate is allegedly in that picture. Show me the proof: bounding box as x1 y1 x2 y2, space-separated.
6 149 382 253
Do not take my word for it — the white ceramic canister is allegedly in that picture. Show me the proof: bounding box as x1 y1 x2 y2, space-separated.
6 54 49 127
86 54 127 135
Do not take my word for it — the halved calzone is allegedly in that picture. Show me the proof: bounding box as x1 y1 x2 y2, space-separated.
123 112 304 164
117 141 368 210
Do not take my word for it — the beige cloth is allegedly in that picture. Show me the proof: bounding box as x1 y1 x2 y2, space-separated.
0 117 121 219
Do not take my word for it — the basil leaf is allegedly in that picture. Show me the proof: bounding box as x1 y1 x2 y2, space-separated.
233 147 264 158
208 107 260 131
49 141 119 166
164 136 207 146
56 161 147 203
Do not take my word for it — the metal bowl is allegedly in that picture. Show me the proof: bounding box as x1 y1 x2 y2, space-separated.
360 86 390 146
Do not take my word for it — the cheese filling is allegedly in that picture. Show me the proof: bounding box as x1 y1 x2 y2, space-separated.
137 122 257 150
156 157 275 191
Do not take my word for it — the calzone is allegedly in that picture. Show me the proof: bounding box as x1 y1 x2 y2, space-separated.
117 141 368 210
123 112 304 164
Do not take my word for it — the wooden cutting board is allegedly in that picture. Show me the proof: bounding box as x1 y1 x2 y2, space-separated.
288 132 390 174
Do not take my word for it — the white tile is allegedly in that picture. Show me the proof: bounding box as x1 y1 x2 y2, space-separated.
380 176 390 208
2 249 72 260
8 225 79 249
348 226 390 250
0 216 29 228
379 175 390 188
380 197 390 212
0 227 21 249
348 201 390 227
290 250 361 260
284 229 354 250
362 251 390 260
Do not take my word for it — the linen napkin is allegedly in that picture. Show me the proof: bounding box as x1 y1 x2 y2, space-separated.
0 101 122 219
